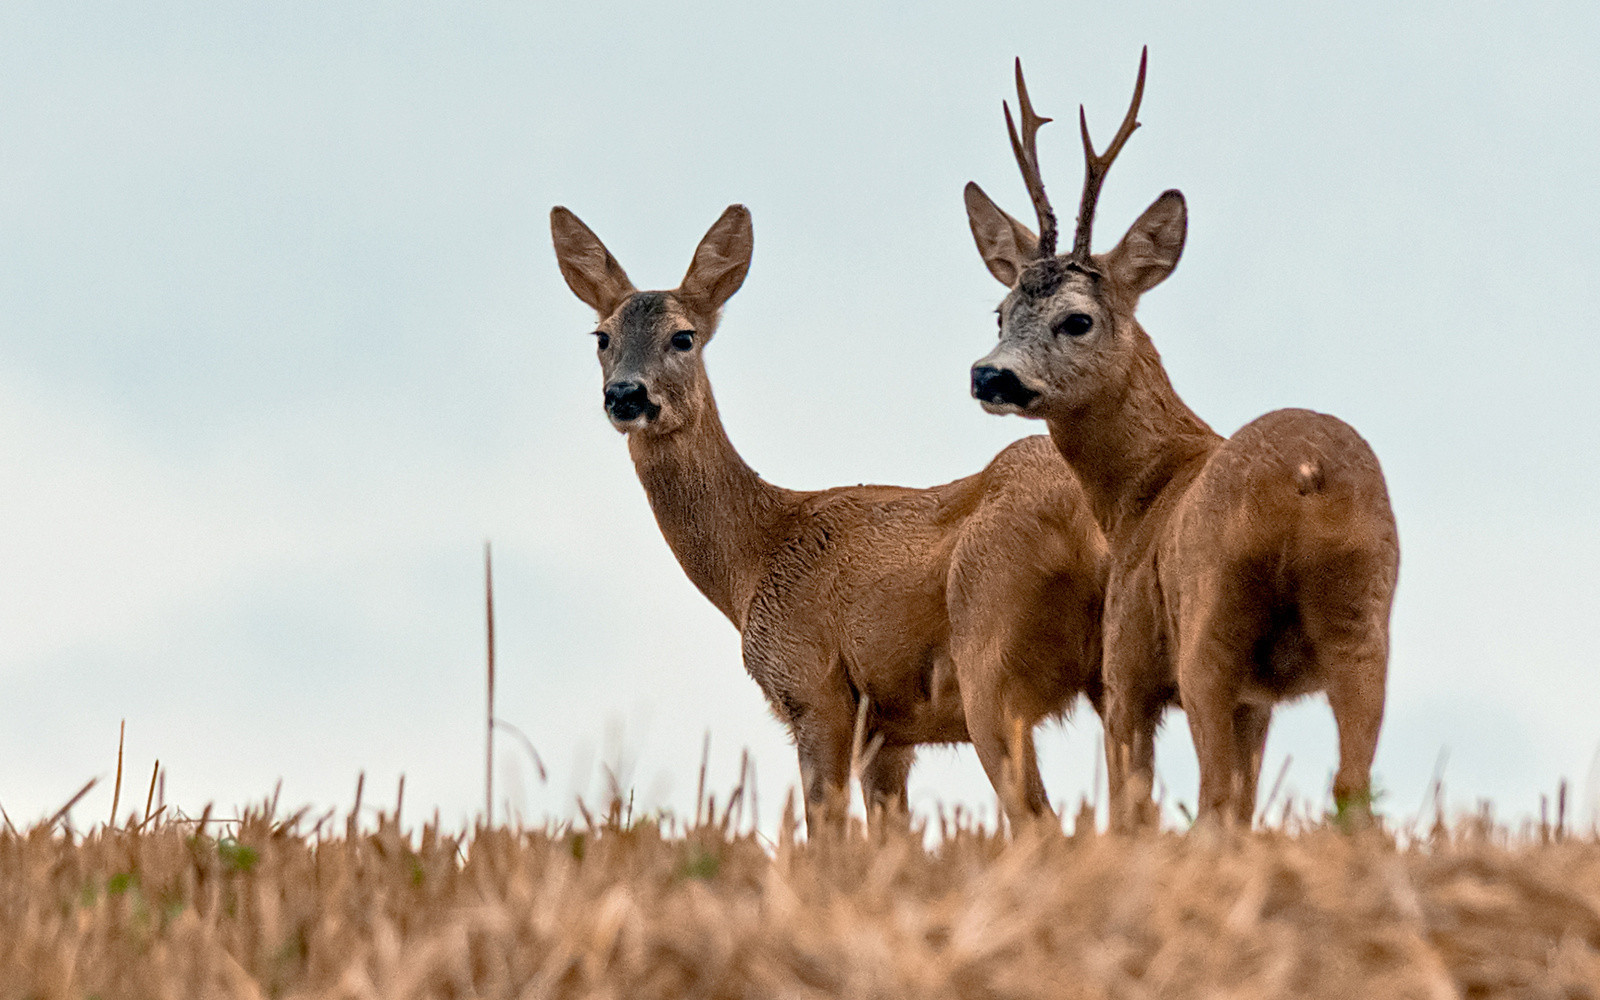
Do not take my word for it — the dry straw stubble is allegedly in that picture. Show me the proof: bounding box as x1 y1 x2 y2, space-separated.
4 790 1600 999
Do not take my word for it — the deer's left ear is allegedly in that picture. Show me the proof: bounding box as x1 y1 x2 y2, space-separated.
679 205 753 316
1105 190 1186 294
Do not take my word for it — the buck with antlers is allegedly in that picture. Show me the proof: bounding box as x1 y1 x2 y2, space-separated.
551 204 1107 833
963 51 1399 829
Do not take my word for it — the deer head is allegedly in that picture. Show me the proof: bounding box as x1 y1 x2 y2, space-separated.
551 204 753 435
966 51 1188 422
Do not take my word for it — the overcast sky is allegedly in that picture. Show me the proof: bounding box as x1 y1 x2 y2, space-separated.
2 0 1598 834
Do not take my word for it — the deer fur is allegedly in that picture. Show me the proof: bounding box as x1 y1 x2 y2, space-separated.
551 203 1108 833
964 59 1399 830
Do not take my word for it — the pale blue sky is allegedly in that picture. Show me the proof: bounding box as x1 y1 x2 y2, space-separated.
2 1 1598 832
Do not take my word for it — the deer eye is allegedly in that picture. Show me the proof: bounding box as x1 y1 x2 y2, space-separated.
1054 313 1093 337
594 332 610 350
670 330 695 351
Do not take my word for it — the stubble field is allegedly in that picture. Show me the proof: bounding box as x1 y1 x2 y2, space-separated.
3 786 1600 1000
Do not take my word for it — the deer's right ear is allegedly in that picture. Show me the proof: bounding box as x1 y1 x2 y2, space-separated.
679 204 753 315
964 182 1039 287
551 207 635 317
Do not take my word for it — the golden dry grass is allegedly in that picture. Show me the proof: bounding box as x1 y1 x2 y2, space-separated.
3 794 1600 1000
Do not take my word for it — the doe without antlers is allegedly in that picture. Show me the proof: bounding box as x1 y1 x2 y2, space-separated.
552 204 1109 834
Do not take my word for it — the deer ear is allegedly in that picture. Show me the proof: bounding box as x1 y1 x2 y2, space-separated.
679 205 753 315
551 207 636 317
1105 190 1186 295
964 182 1039 287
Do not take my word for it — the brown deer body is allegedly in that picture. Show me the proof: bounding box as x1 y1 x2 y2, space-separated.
551 205 1107 833
963 54 1399 829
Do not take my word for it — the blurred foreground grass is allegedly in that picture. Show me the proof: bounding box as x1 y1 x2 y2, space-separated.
3 790 1599 999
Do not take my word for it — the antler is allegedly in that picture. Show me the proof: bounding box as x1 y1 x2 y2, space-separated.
1004 58 1057 259
1072 47 1147 261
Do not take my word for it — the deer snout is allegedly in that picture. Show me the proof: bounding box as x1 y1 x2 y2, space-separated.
603 380 659 425
971 365 1041 412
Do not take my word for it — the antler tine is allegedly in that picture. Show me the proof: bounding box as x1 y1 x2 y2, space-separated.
1004 58 1057 258
1072 46 1148 261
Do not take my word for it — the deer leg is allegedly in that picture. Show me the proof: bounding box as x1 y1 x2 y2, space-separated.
1102 717 1127 833
795 720 854 837
962 683 1049 828
1003 725 1049 829
1099 600 1171 833
1298 572 1390 828
1294 536 1395 828
1103 685 1164 833
1324 644 1387 828
1178 653 1244 828
1232 703 1273 827
861 744 915 831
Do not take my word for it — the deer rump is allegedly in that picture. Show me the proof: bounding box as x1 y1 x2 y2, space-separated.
1157 409 1399 705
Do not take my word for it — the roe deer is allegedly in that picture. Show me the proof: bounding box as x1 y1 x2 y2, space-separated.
962 52 1399 830
551 204 1107 833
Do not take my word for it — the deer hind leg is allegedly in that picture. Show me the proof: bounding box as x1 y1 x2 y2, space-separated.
1232 703 1273 827
1293 535 1395 828
962 684 1048 829
1181 695 1270 829
1321 634 1387 827
1299 563 1392 828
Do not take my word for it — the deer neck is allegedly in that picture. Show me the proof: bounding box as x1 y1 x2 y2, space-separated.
626 382 787 628
1046 327 1220 545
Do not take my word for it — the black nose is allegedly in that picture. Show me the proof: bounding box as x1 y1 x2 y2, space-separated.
604 380 656 422
971 365 1040 408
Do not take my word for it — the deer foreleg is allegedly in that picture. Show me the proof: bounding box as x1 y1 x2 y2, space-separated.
1103 694 1161 833
795 719 853 837
1178 656 1246 828
861 744 915 830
